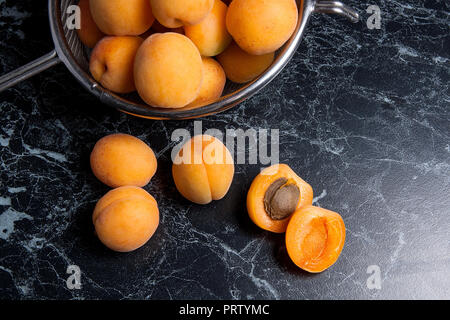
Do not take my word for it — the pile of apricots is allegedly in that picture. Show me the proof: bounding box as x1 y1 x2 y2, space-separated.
90 133 346 273
77 0 299 109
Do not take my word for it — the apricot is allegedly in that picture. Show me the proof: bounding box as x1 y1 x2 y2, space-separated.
187 58 226 108
184 0 232 57
172 135 234 204
93 186 159 252
76 0 104 48
286 206 346 273
217 42 274 84
134 33 203 108
150 0 214 28
90 133 157 188
89 0 154 36
226 0 298 55
247 164 313 233
90 36 143 93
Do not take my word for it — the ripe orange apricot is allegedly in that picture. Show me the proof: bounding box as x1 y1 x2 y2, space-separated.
134 33 203 108
226 0 298 55
90 133 157 188
286 206 346 273
184 0 232 57
93 186 159 252
217 42 274 84
89 0 154 36
247 164 313 233
76 0 104 48
150 0 214 28
172 135 234 204
187 57 226 108
90 36 143 93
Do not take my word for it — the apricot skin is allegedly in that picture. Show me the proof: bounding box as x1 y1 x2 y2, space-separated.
76 0 104 48
187 58 226 108
90 36 143 93
226 0 298 55
286 206 346 273
150 0 214 28
247 164 313 233
93 187 159 252
172 135 234 204
89 0 154 36
184 0 232 57
134 33 203 109
90 133 157 188
217 42 274 84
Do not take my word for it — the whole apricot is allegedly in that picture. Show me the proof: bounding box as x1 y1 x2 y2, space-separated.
226 0 298 55
90 133 157 188
217 42 274 84
184 0 232 57
76 0 104 48
89 0 154 36
90 36 143 93
187 58 226 108
150 0 214 28
134 33 203 109
93 186 159 252
172 135 234 204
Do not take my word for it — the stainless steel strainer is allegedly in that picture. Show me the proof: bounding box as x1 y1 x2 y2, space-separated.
0 0 359 120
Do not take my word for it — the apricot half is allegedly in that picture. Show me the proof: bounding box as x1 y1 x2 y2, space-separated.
172 135 234 204
90 133 157 188
286 206 346 273
247 164 313 233
226 0 298 55
93 186 159 252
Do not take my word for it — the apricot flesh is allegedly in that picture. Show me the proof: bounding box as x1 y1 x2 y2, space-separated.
184 0 232 57
247 164 313 233
150 0 214 28
77 0 104 48
286 206 346 273
226 0 298 55
217 42 274 84
90 36 143 93
90 133 157 188
134 33 203 108
93 186 159 252
172 135 234 204
187 58 226 108
89 0 154 36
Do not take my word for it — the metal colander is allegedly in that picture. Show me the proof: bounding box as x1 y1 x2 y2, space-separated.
0 0 359 120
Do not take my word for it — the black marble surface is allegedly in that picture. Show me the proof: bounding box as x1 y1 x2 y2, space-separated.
0 0 449 300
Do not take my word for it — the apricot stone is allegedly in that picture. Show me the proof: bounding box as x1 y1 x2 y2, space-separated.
93 186 159 252
187 58 226 108
217 42 274 83
134 33 203 108
172 135 234 204
76 0 104 48
150 0 214 28
226 0 298 55
89 0 154 36
90 133 157 188
90 36 143 93
184 0 232 57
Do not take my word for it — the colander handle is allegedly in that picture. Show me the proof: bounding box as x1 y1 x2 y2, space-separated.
0 50 60 93
314 1 359 23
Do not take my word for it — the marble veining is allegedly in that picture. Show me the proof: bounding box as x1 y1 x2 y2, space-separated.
0 0 449 299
